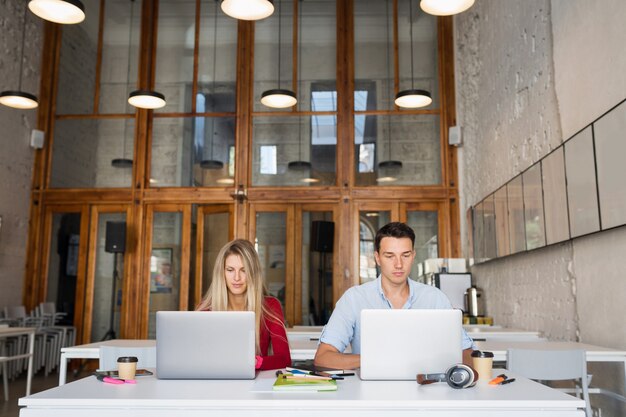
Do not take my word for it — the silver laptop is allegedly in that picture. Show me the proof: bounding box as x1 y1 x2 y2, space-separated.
156 311 256 379
359 309 462 380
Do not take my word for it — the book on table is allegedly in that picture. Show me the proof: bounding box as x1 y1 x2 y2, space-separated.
272 375 338 392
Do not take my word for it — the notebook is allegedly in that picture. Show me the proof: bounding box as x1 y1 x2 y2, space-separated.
156 311 256 379
359 309 462 380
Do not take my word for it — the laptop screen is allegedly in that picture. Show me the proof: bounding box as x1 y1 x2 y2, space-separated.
359 309 463 380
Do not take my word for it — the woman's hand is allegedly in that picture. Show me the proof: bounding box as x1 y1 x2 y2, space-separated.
255 355 263 369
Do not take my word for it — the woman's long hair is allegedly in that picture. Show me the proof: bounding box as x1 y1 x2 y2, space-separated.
196 239 285 353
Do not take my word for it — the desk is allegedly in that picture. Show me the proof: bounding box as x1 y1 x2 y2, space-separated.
58 339 155 385
0 327 35 397
21 370 585 416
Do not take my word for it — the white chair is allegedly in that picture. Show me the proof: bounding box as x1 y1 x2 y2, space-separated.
98 345 157 372
507 348 592 417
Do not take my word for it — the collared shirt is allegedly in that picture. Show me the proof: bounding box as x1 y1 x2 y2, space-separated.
319 276 475 354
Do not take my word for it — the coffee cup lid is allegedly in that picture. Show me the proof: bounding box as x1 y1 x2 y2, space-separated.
117 356 139 363
471 350 494 358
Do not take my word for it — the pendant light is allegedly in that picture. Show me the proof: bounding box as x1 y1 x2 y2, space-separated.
112 0 136 168
394 0 432 109
221 0 274 21
28 0 85 24
201 1 224 170
378 0 401 175
420 0 474 16
0 8 38 110
261 0 297 108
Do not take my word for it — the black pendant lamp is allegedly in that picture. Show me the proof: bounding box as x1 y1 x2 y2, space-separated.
221 0 274 21
201 2 224 170
261 0 297 108
394 0 432 109
420 0 475 16
28 0 85 24
1 8 38 110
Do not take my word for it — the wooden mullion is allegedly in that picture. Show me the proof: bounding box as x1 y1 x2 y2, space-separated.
285 205 296 326
139 205 154 338
74 205 91 344
194 208 206 307
178 205 192 311
93 0 106 114
122 200 143 338
293 205 303 325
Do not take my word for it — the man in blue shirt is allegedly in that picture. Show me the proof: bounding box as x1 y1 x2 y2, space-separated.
314 222 474 370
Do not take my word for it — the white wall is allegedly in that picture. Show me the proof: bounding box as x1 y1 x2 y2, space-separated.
0 1 42 308
456 1 626 415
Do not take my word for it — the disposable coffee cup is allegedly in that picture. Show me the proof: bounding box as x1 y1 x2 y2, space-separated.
471 350 494 382
117 356 138 380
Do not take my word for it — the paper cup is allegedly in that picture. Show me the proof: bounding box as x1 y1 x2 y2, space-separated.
117 356 138 380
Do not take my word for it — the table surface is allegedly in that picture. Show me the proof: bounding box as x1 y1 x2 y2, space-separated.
21 369 585 416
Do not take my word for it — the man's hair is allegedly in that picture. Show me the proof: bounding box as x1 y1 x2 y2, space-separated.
374 222 416 253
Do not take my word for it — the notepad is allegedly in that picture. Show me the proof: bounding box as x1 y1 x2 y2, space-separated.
272 375 338 391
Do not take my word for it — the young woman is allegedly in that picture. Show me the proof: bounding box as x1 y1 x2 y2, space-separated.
197 239 291 370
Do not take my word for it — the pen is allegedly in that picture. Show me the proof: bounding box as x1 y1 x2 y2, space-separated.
499 378 516 385
488 374 508 385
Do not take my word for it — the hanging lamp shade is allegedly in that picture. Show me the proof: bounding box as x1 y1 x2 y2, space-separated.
111 158 133 168
128 90 166 109
378 160 403 169
287 160 312 170
420 0 475 16
261 88 297 108
221 0 274 21
200 159 224 170
0 90 38 109
28 0 85 24
394 89 432 109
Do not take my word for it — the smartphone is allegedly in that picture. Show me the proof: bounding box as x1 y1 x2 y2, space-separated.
100 369 153 377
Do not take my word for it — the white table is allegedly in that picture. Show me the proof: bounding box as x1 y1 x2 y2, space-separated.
58 339 155 385
0 327 35 398
21 369 585 416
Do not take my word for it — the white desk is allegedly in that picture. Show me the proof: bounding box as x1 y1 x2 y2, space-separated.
0 327 35 397
21 370 585 417
58 339 155 385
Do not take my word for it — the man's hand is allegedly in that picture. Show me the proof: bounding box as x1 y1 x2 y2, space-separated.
314 342 360 370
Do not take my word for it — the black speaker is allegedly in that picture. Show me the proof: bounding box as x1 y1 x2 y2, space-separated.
311 221 334 253
105 221 126 253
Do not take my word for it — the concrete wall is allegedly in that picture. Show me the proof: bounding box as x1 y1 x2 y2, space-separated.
456 0 626 414
0 1 42 308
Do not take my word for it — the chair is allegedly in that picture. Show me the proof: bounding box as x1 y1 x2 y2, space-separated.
507 348 592 417
98 345 157 372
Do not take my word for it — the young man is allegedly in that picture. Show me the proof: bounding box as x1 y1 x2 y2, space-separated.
314 222 474 370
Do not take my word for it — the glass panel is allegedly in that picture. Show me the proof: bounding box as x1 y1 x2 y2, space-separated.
99 0 140 114
197 0 238 113
507 176 526 254
406 210 438 278
397 0 439 109
354 114 441 186
46 213 82 326
522 164 546 250
472 201 484 262
482 194 497 260
594 100 626 230
56 0 100 115
359 211 391 284
494 186 510 257
354 0 393 111
90 213 126 342
542 149 570 244
253 0 295 112
148 212 183 338
200 211 231 302
50 119 134 188
153 0 196 113
564 126 600 238
252 116 336 186
301 212 333 325
255 212 287 313
192 116 236 186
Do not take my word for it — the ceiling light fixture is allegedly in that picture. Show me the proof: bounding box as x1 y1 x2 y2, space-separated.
221 0 274 21
28 0 86 24
420 0 475 16
261 0 297 108
0 8 38 109
395 0 432 109
128 90 166 110
201 2 224 170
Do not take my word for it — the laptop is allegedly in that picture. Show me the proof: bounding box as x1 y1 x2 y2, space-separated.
359 309 462 380
156 311 256 379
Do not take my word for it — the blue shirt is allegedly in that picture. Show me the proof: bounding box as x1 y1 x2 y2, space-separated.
319 277 475 354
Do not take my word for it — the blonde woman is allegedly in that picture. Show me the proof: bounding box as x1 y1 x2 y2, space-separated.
197 239 291 370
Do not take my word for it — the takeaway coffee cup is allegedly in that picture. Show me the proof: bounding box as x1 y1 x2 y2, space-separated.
117 356 138 380
471 350 494 382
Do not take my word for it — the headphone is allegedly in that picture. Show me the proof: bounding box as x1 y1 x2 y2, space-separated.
416 364 478 389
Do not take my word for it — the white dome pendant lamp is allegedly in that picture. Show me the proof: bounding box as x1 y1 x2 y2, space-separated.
221 0 274 21
28 0 86 25
420 0 475 16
